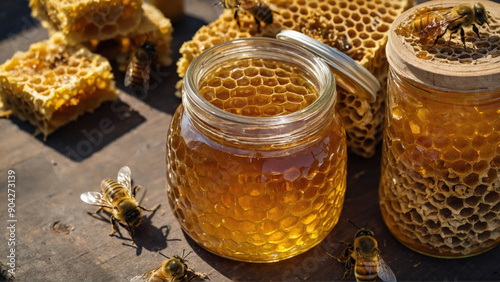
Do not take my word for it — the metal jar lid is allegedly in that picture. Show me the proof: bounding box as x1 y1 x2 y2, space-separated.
276 30 380 102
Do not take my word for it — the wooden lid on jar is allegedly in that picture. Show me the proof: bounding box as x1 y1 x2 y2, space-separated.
387 0 500 92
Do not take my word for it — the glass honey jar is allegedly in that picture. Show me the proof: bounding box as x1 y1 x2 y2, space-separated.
166 32 379 262
380 0 500 258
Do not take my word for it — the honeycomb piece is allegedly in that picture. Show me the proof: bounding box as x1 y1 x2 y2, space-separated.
85 2 173 71
29 0 143 44
198 58 319 116
177 0 414 158
0 33 117 139
380 79 500 256
395 2 500 63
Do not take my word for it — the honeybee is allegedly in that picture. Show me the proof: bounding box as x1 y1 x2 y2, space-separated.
132 251 209 282
80 166 158 244
220 0 273 33
411 3 489 48
332 220 396 282
124 39 156 93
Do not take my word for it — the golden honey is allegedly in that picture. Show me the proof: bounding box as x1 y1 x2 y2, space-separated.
166 38 347 262
380 0 500 258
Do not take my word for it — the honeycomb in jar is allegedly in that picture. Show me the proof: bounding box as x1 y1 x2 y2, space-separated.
167 56 347 261
29 0 143 45
395 2 500 63
177 0 414 158
0 33 117 139
198 58 319 117
85 2 173 70
379 79 500 257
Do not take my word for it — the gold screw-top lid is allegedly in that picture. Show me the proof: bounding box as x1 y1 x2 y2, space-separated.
277 30 380 102
387 0 500 92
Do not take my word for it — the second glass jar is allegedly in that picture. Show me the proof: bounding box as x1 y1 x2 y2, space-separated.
166 38 347 262
380 0 500 258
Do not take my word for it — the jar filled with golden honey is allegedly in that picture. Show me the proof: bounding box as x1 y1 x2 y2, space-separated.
380 0 500 258
165 33 359 262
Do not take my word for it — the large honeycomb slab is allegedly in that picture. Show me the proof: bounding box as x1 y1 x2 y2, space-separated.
86 2 174 70
177 0 414 157
0 34 117 139
29 0 143 44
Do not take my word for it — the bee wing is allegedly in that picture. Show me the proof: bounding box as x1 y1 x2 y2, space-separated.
141 266 165 282
117 166 133 196
142 61 151 93
186 269 209 281
129 275 146 282
424 10 465 32
80 192 112 208
377 255 397 282
124 59 134 87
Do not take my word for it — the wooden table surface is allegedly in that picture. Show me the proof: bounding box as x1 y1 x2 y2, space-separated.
1 1 499 281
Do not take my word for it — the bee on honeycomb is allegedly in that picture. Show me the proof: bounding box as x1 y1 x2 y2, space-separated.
85 3 174 71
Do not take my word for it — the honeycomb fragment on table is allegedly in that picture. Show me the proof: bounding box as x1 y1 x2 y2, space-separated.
177 0 414 158
0 33 117 139
29 0 143 44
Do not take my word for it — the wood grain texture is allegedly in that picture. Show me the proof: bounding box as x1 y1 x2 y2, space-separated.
0 1 499 281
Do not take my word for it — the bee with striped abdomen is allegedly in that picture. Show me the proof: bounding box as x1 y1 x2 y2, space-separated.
131 251 209 282
81 166 158 244
410 3 489 48
220 0 273 33
332 220 396 282
125 39 156 93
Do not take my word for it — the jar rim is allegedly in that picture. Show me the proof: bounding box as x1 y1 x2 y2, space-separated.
183 37 337 146
276 30 379 102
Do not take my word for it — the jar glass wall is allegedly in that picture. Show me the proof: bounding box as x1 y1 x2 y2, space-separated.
380 68 500 258
380 0 500 258
166 38 347 262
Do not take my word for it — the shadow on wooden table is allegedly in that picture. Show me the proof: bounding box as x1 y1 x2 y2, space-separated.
42 99 146 161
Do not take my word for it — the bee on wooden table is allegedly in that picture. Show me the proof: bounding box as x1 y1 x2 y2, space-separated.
80 166 159 244
410 3 489 48
331 220 396 282
220 0 273 33
131 251 209 282
125 39 157 93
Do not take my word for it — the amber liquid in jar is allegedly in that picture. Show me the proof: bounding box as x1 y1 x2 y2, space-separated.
167 39 347 262
380 70 500 258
